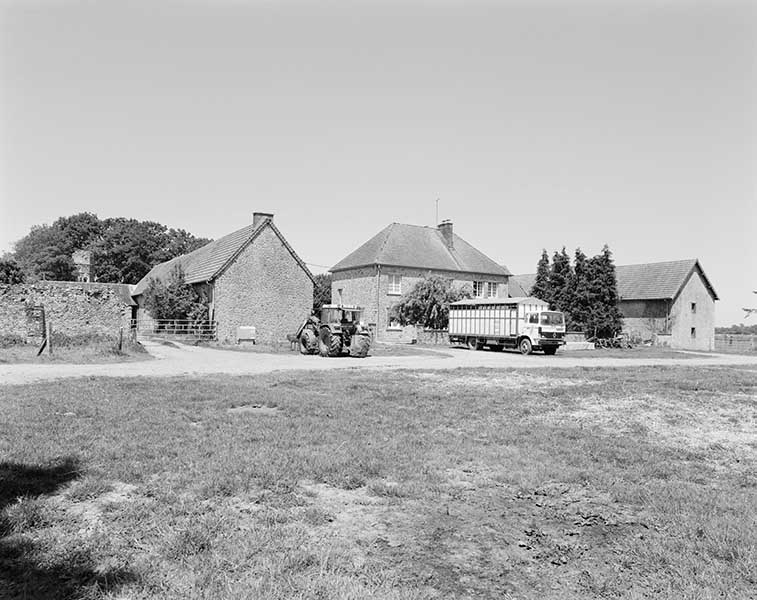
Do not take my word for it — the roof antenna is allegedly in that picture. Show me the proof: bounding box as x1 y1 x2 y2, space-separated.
435 198 439 225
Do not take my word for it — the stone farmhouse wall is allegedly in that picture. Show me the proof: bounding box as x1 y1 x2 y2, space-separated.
332 266 509 341
213 225 313 344
0 282 134 342
619 270 715 351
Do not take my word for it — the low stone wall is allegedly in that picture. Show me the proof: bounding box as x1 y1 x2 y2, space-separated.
0 282 134 342
417 329 450 345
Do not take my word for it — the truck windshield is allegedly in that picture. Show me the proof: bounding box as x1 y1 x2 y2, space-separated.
540 312 564 326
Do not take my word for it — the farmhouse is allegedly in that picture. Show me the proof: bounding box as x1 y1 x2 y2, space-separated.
510 258 718 350
330 221 511 341
132 213 314 344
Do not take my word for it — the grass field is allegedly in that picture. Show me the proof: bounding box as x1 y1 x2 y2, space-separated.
0 335 149 365
1 366 755 599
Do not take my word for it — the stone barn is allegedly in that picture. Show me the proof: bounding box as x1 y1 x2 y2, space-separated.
510 258 718 351
330 221 511 341
614 259 718 351
132 213 314 344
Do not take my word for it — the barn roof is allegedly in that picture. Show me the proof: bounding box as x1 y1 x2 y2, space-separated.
132 218 314 297
509 258 718 302
330 223 511 277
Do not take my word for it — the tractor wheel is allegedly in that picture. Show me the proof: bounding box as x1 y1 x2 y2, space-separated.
319 328 343 357
519 338 533 355
349 334 371 358
299 328 318 355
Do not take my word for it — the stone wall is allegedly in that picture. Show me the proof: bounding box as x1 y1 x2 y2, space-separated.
213 224 313 344
0 282 134 342
669 270 716 351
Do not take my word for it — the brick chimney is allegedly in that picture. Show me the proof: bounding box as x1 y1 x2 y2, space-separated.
438 220 454 249
253 212 274 228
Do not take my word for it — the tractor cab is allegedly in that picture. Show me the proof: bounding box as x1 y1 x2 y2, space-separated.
320 305 364 328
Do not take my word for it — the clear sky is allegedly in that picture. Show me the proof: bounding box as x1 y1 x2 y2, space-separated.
1 0 755 325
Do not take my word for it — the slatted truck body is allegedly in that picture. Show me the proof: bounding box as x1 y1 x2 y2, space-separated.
448 297 566 355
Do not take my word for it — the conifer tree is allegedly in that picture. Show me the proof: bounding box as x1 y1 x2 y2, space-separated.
548 247 573 312
530 249 551 301
567 248 590 331
584 245 623 338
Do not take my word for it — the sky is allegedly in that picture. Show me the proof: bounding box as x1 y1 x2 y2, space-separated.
0 0 755 325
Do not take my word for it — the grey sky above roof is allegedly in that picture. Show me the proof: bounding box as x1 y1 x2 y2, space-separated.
331 223 511 276
510 259 718 303
132 218 313 296
0 0 753 325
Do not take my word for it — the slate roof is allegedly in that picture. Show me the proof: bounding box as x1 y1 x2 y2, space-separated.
509 259 718 302
330 223 511 277
132 219 314 296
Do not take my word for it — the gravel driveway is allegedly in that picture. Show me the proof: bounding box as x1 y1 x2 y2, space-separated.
2 338 757 386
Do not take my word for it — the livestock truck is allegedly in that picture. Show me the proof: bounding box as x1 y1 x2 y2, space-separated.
448 297 566 355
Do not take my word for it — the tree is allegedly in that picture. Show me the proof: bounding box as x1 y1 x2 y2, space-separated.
583 245 623 338
13 225 76 281
143 265 208 321
566 248 590 331
313 273 332 310
391 276 472 330
530 249 551 301
548 247 573 312
52 212 103 250
0 258 24 284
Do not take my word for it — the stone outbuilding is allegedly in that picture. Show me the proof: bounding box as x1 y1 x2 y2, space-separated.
330 221 511 341
510 258 718 350
132 213 314 344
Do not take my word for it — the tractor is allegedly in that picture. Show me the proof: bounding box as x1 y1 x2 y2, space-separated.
295 305 371 358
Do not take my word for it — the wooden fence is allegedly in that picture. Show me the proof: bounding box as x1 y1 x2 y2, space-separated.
714 334 757 354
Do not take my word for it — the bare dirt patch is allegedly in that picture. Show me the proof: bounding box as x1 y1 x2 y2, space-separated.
227 403 280 416
413 371 599 389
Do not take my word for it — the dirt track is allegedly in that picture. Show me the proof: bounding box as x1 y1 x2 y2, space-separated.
2 338 757 386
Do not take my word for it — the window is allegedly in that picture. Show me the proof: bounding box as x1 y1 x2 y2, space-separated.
473 281 484 298
528 314 539 324
486 282 497 298
474 281 497 298
691 302 697 314
388 274 402 295
691 327 696 338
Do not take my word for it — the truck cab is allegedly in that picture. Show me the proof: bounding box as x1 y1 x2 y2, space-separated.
520 310 566 355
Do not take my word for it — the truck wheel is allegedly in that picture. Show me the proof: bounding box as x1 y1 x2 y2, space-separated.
467 339 482 351
349 334 370 358
299 328 318 354
319 328 343 357
519 338 532 355
543 346 557 356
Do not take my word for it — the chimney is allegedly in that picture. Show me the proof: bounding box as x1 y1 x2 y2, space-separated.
438 219 454 249
253 212 274 227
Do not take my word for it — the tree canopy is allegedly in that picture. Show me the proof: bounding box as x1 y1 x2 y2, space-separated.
0 258 24 284
529 245 623 337
11 213 211 284
391 276 472 330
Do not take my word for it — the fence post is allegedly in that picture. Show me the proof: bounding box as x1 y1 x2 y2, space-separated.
46 320 53 355
118 327 123 351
